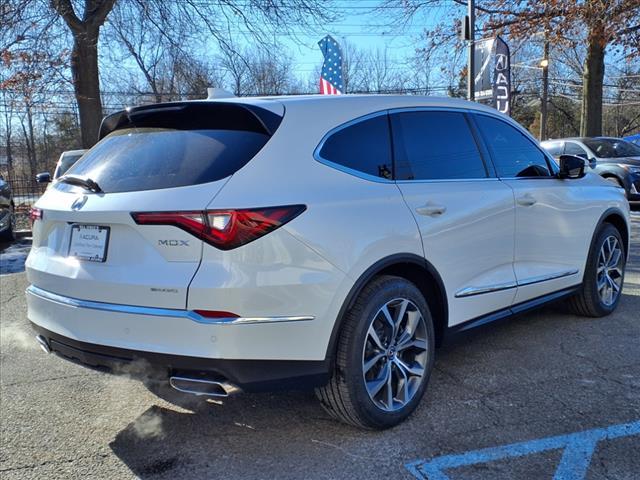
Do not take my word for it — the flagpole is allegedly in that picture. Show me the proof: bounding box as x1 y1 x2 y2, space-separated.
467 0 475 101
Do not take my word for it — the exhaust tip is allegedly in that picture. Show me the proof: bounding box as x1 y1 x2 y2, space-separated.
169 376 241 397
35 335 51 354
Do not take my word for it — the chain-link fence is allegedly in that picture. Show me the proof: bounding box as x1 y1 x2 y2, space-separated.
6 175 47 231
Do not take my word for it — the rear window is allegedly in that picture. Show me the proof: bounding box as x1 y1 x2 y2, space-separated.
564 142 588 157
582 138 640 158
542 142 563 156
60 128 269 193
55 153 84 178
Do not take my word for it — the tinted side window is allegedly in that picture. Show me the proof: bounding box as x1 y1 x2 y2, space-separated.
474 114 551 178
319 115 392 180
564 142 588 157
391 111 487 180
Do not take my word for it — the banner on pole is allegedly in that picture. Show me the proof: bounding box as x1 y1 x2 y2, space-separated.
474 38 495 100
473 36 511 115
493 36 511 116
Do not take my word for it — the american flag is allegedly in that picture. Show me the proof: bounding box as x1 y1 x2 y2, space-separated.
318 35 344 95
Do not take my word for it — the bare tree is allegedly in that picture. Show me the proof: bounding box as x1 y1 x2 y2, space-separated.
4 0 334 148
51 0 116 148
107 1 167 103
244 49 295 96
218 41 251 96
382 0 640 136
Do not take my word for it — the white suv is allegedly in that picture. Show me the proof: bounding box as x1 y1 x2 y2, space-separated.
26 96 630 429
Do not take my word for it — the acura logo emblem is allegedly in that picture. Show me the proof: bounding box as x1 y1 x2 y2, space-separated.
495 54 508 71
71 195 88 211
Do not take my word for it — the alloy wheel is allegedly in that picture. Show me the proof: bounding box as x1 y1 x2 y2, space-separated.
597 235 624 307
362 298 428 412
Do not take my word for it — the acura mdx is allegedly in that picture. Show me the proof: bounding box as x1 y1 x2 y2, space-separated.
26 96 630 429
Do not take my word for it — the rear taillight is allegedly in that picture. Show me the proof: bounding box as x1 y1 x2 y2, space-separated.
29 207 43 226
131 205 306 250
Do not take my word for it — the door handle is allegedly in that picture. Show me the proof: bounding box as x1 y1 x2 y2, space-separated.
416 202 447 217
516 194 537 207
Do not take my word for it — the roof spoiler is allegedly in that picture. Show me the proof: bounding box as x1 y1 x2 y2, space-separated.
98 101 283 140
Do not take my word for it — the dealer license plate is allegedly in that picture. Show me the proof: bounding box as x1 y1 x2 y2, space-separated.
68 225 110 262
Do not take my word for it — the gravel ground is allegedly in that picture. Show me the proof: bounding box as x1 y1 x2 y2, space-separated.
0 213 638 479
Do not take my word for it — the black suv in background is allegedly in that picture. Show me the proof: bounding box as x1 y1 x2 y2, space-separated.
0 173 15 241
541 137 640 207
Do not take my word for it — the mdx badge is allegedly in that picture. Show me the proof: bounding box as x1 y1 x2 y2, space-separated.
158 239 190 246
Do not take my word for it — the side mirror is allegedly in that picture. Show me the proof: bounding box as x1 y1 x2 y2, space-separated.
36 172 51 184
558 155 586 179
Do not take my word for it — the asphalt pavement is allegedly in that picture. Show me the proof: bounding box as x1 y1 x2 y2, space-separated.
1 214 639 479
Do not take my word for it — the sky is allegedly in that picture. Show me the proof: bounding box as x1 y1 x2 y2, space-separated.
259 0 466 80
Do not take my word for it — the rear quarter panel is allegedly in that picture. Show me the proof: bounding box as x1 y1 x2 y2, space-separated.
198 102 424 359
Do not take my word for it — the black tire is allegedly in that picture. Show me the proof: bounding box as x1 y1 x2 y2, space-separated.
316 275 435 429
567 223 626 317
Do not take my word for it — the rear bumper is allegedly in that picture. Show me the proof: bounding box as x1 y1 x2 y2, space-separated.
31 324 329 392
26 284 327 362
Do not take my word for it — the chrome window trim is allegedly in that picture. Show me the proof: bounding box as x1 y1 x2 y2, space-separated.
26 285 314 325
455 268 579 298
499 177 562 181
394 178 501 184
313 106 503 184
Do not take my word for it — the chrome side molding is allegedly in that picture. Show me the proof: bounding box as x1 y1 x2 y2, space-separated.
455 281 517 298
455 269 580 298
26 285 314 325
517 269 580 287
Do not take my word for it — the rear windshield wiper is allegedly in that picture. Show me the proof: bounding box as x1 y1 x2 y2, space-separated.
58 174 103 193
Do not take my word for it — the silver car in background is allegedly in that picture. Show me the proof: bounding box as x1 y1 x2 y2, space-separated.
36 149 87 185
541 137 640 206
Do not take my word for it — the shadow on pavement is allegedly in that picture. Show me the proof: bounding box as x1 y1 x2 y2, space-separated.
109 390 329 479
108 290 639 479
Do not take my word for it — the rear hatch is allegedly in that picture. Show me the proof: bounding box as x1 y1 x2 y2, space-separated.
26 100 283 309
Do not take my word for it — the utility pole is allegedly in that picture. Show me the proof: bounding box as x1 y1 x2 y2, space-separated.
540 38 549 140
467 0 475 101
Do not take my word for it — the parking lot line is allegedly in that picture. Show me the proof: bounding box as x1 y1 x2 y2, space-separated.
406 420 640 480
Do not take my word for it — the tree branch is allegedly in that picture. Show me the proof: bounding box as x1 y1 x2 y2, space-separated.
50 0 83 32
87 0 117 29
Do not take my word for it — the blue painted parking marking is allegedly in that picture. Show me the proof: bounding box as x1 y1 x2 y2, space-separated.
406 420 640 480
